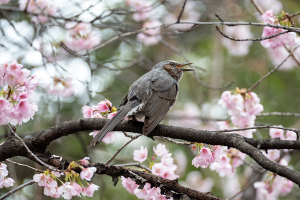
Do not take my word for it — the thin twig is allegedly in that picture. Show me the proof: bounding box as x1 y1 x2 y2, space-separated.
0 180 35 200
6 125 59 171
216 26 289 42
5 159 44 173
106 134 141 165
248 46 299 92
257 112 300 118
279 11 300 21
115 163 152 173
160 137 195 146
214 125 299 135
177 0 188 23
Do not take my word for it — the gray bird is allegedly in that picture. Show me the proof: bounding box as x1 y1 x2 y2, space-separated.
88 60 194 146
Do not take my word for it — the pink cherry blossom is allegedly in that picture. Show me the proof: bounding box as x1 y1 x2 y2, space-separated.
0 163 8 178
0 177 14 188
153 143 169 156
152 163 168 177
218 91 244 115
126 0 151 22
82 106 93 118
70 182 82 196
264 150 280 161
133 146 148 162
262 10 275 24
102 132 118 144
44 186 61 198
18 0 57 24
82 183 99 197
267 47 299 70
58 182 78 200
260 10 300 50
221 25 253 56
269 126 284 140
192 155 209 168
65 22 92 36
33 174 57 188
161 153 176 170
121 176 138 194
80 167 97 181
45 77 74 98
97 99 112 112
285 131 297 140
80 157 90 166
137 20 162 46
107 112 116 119
64 30 101 51
210 155 235 177
134 183 151 199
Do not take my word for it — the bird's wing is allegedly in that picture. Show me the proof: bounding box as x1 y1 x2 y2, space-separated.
142 83 178 136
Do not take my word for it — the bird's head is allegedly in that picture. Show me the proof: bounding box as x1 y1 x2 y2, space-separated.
154 60 194 81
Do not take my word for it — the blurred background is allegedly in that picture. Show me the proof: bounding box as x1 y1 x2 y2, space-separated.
1 0 300 199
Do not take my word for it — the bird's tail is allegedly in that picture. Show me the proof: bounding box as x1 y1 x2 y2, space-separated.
88 103 132 146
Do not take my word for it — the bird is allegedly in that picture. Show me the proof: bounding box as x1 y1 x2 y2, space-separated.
88 60 194 146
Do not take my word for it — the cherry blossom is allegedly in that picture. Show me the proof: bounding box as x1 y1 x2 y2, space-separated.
80 167 97 181
153 143 168 156
80 157 90 166
64 22 101 51
121 176 138 194
269 126 285 139
133 146 148 162
0 61 39 125
221 26 253 56
82 183 99 197
192 147 214 168
82 100 118 144
0 163 8 178
260 10 300 49
137 20 162 46
97 99 112 112
126 0 150 22
33 173 57 188
285 130 297 140
0 177 15 188
19 0 57 23
58 182 78 200
45 77 74 98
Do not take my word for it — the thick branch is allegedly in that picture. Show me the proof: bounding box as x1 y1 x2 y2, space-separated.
92 163 223 200
2 118 300 186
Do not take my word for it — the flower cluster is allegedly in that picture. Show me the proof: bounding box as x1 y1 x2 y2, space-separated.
0 61 39 126
122 144 178 199
126 0 150 22
254 157 293 199
0 163 15 188
269 126 297 141
82 99 118 144
137 20 162 46
19 0 57 23
192 145 222 168
33 158 99 199
44 76 74 98
64 22 101 51
191 144 246 177
218 88 263 138
261 10 300 49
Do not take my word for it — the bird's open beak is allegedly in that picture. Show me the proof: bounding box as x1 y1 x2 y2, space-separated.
176 63 194 71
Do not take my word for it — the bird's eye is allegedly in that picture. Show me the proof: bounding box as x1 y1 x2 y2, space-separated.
170 62 175 66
